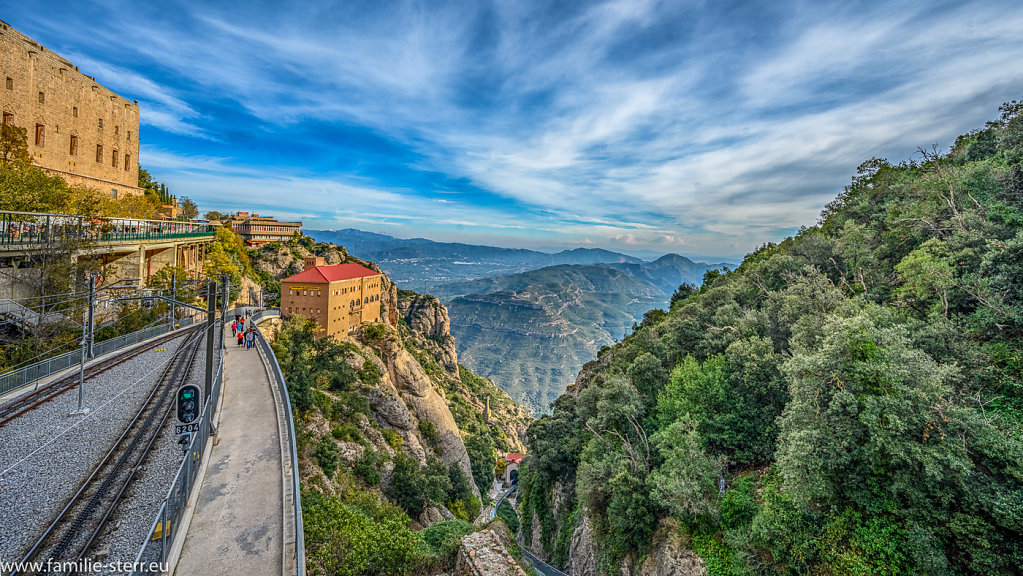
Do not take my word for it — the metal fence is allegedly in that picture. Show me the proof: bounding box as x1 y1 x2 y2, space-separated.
133 322 224 574
0 210 214 248
132 309 303 576
0 319 194 396
520 547 570 576
253 310 305 576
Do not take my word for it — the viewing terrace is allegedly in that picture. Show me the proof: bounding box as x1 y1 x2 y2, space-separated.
0 210 215 249
0 210 216 292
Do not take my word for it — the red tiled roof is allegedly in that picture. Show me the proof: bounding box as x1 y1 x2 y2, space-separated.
506 453 525 464
282 263 380 283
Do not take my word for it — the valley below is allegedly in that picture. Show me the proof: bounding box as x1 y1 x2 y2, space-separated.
306 229 729 413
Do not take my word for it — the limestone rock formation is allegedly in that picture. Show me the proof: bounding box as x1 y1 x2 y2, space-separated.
398 291 459 374
365 323 480 500
567 515 706 576
630 521 706 576
569 513 596 576
456 525 528 576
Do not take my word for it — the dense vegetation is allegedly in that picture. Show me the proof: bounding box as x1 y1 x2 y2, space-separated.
271 312 526 575
518 101 1023 575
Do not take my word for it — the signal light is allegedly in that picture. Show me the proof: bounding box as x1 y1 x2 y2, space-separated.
177 385 200 424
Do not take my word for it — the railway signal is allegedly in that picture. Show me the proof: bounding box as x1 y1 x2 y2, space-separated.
176 384 200 424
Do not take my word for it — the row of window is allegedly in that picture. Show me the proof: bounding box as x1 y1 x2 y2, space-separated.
28 124 132 170
236 225 298 233
2 80 134 141
330 286 366 296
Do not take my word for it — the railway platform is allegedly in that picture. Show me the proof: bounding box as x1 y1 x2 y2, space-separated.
171 330 286 575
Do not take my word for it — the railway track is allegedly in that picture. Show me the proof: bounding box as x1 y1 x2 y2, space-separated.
14 331 205 575
0 326 199 427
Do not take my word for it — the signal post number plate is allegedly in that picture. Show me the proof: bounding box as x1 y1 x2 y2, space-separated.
175 423 200 434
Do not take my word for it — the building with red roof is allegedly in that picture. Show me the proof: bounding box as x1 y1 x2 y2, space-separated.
280 257 383 340
504 453 525 484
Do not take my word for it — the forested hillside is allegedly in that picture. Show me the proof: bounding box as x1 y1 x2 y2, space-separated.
517 101 1023 575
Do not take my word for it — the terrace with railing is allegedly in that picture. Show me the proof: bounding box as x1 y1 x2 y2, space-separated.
0 210 215 249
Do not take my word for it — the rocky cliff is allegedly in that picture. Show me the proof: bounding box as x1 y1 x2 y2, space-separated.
398 290 459 374
259 234 529 532
361 321 481 501
456 523 529 576
566 515 706 576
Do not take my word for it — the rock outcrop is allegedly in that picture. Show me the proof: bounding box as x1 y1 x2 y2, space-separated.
630 520 706 576
398 292 459 374
569 512 596 576
566 515 706 576
250 240 347 279
365 324 480 500
456 524 528 576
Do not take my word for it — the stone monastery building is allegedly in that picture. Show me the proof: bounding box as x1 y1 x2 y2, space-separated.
1 20 142 198
281 257 383 340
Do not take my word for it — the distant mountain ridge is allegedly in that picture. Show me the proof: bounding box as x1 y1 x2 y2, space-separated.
429 257 728 412
304 228 732 412
304 228 730 291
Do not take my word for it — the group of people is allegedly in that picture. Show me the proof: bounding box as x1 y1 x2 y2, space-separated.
231 311 258 350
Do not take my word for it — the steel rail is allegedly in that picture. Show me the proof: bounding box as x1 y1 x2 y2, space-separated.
0 326 199 426
14 331 204 575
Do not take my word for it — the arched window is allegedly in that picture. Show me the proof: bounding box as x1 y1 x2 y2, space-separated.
350 300 355 308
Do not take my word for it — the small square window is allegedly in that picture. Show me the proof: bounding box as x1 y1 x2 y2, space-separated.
35 124 44 147
115 125 119 136
2 112 12 126
127 130 132 142
69 135 78 156
73 106 78 118
38 92 45 104
98 118 103 129
5 77 12 90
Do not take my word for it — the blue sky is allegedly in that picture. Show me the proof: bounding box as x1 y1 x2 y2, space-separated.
7 1 1023 258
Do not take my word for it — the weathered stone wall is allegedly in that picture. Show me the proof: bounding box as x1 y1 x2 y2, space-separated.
0 20 142 198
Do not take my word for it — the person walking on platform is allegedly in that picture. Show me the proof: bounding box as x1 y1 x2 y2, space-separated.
237 330 244 347
231 320 238 337
244 328 255 350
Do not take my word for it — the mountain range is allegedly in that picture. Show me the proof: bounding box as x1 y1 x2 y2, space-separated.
304 228 731 412
431 257 728 412
306 228 650 290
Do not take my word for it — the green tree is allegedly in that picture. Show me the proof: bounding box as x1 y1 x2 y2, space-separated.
180 196 199 219
648 417 722 520
388 454 428 514
0 123 31 165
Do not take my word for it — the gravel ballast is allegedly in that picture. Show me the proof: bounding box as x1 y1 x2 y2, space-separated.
0 329 214 565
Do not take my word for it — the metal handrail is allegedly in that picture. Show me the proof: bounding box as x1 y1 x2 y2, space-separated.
131 322 224 574
0 210 213 247
0 319 195 396
490 484 518 520
252 310 304 576
0 209 213 226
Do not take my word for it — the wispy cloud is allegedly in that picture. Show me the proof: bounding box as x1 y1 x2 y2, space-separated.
6 0 1023 257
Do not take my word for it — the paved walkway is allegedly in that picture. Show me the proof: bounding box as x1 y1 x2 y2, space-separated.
175 330 284 575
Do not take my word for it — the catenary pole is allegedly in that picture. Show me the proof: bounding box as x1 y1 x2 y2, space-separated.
170 273 176 329
204 280 216 403
72 272 95 415
220 273 228 350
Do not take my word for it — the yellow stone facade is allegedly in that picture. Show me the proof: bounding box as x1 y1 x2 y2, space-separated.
0 20 142 198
